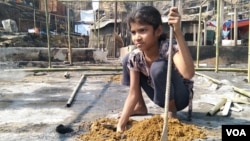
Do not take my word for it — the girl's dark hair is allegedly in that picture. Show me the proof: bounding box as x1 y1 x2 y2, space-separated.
127 6 167 41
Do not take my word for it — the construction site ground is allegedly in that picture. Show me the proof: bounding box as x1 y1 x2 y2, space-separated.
0 59 250 141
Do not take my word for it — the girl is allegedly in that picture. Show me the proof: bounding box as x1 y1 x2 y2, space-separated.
117 6 195 132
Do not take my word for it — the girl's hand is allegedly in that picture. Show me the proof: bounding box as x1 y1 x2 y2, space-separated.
168 7 181 32
116 124 125 132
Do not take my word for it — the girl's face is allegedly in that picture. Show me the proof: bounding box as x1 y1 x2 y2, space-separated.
130 22 161 51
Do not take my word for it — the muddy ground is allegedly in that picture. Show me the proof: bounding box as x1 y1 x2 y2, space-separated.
0 61 250 141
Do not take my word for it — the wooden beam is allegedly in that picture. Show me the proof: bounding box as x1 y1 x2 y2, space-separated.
58 0 163 2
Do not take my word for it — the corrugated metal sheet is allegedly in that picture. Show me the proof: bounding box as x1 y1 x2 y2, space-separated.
90 19 122 30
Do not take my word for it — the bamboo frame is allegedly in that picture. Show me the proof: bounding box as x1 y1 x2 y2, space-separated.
196 0 208 69
196 0 249 84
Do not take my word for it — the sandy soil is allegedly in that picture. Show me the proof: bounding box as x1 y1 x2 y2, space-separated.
77 115 207 141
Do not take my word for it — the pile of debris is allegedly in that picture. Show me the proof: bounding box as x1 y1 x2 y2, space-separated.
0 30 89 48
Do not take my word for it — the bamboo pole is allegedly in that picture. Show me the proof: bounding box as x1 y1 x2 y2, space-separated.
45 0 51 68
114 1 117 57
195 68 247 72
195 72 221 84
67 6 72 65
98 3 100 49
248 12 250 83
33 0 36 28
4 66 123 72
65 72 122 107
66 74 86 107
4 66 248 73
233 6 238 47
207 98 227 116
232 86 250 98
215 0 221 73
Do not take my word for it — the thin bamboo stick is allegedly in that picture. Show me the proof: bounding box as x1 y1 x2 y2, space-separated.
248 14 250 83
4 66 247 73
67 6 72 64
4 66 123 72
232 86 250 98
195 68 247 72
215 0 221 73
66 74 86 107
66 72 121 107
195 72 221 84
45 0 51 68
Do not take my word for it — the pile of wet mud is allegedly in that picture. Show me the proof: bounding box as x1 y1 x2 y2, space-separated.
77 115 207 141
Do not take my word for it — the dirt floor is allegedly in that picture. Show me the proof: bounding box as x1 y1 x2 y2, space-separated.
0 61 250 141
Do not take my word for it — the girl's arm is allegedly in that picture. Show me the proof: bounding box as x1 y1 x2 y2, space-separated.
117 70 141 132
168 7 195 79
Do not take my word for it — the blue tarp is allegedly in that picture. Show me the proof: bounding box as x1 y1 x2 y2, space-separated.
74 23 91 35
74 10 94 35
